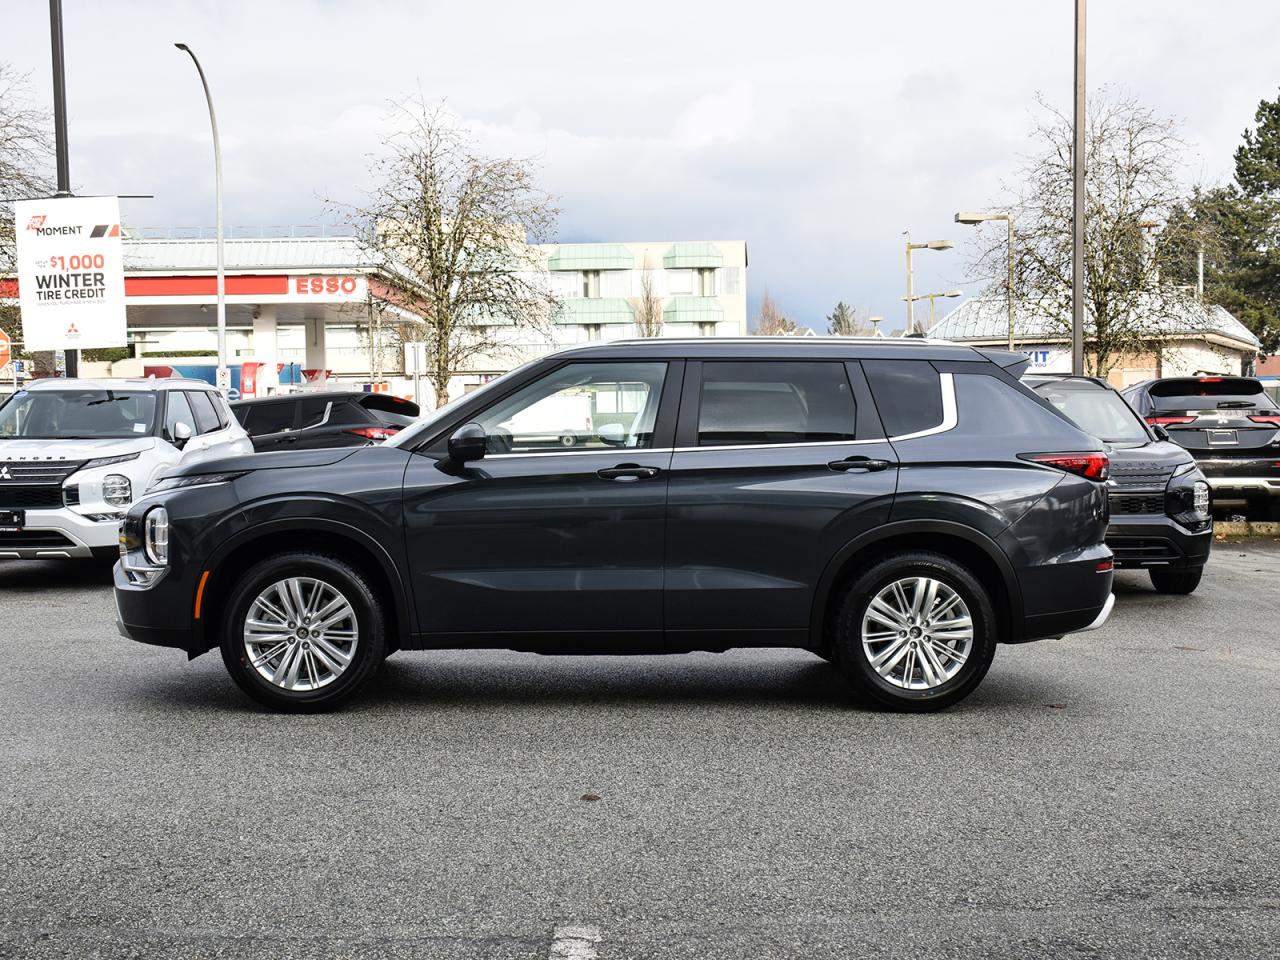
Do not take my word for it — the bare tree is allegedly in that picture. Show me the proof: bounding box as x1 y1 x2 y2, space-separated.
753 289 803 335
336 99 559 408
0 64 53 355
631 254 662 337
971 89 1197 376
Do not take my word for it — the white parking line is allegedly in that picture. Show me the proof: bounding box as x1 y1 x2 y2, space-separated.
549 924 602 959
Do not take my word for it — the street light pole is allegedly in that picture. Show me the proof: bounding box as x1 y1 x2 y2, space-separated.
902 291 963 331
903 233 955 335
1071 0 1087 375
47 0 77 378
955 212 1016 350
175 43 228 393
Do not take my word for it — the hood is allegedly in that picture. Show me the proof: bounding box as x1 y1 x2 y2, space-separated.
1107 440 1193 489
0 436 155 462
167 446 360 478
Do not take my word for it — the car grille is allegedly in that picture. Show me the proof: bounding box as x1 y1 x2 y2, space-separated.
1106 536 1181 563
1109 459 1175 489
0 530 75 548
0 461 84 509
1110 494 1164 515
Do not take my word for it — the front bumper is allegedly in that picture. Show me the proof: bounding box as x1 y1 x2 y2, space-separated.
1105 514 1212 570
114 560 204 652
0 508 123 559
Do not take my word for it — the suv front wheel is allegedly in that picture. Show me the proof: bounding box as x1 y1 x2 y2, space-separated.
833 551 997 711
219 552 386 712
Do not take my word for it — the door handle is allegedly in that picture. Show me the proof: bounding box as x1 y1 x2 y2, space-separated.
597 464 661 481
828 457 893 472
279 435 299 444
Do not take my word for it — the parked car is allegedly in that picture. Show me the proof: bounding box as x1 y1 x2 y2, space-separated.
115 339 1115 712
1025 375 1212 594
231 392 419 452
0 378 252 560
1121 376 1280 517
497 390 592 447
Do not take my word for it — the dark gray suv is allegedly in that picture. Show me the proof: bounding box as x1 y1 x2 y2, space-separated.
115 339 1115 712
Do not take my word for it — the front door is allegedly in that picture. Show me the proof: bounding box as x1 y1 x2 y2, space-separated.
664 359 899 646
403 359 681 644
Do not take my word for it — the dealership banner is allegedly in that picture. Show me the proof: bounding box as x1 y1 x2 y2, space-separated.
15 196 128 351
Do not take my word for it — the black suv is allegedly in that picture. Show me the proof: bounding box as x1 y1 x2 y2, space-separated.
231 391 419 452
1026 375 1212 594
1122 377 1280 517
115 340 1114 712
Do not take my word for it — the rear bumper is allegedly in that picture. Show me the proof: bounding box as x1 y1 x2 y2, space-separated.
1195 456 1280 501
1013 546 1115 643
0 508 122 559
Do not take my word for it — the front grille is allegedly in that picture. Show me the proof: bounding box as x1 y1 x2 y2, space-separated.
0 485 65 508
1107 536 1180 563
0 460 85 483
0 460 83 510
1110 494 1165 515
0 530 74 548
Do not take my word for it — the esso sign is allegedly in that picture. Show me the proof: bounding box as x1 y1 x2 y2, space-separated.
0 328 11 370
294 276 361 297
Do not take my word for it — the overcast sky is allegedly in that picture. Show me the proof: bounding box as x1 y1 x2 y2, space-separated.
6 0 1279 330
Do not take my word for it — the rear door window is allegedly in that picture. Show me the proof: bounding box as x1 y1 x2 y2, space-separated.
242 401 296 436
862 360 944 437
696 361 856 446
298 397 332 429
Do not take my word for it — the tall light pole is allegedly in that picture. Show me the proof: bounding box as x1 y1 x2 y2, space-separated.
901 290 962 331
47 0 77 378
956 211 1016 350
1071 0 1086 375
904 232 955 334
175 43 228 393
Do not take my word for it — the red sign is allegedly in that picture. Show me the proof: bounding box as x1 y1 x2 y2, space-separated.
241 361 262 399
294 276 360 296
0 329 10 370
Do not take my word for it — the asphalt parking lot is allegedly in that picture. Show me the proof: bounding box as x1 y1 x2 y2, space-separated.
1 545 1278 960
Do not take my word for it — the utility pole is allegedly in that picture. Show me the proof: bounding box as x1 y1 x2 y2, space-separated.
48 0 77 378
1071 0 1087 375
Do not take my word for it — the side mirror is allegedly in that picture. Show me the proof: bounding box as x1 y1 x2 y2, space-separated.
448 422 488 464
597 422 626 447
172 421 193 449
1152 424 1171 442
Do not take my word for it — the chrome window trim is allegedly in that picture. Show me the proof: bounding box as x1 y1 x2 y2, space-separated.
473 373 958 459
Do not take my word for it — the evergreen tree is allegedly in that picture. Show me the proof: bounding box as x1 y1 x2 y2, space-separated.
826 301 859 336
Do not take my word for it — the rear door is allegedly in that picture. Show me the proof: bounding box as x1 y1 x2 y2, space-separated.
664 359 898 645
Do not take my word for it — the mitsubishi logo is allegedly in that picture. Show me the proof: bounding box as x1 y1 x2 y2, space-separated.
0 466 11 481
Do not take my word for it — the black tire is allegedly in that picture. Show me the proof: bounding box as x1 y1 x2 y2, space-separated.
219 552 387 712
1149 567 1203 595
831 551 997 712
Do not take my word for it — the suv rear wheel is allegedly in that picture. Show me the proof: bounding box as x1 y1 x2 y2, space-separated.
833 551 997 711
1149 567 1202 595
219 552 386 711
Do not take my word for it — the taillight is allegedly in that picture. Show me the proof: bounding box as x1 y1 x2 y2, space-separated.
1248 414 1280 425
1199 377 1222 383
1019 452 1110 481
1095 559 1114 573
346 426 400 440
1147 416 1195 425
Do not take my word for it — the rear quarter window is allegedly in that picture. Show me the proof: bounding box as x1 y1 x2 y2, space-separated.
862 360 943 437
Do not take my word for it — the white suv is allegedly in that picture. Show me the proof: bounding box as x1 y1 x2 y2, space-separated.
0 378 253 560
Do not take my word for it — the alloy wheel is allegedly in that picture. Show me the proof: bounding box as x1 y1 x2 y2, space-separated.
242 577 359 692
861 576 973 691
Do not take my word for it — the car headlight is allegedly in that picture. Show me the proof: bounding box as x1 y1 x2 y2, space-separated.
1193 480 1210 517
84 452 141 470
1165 467 1212 530
151 471 245 493
103 474 133 506
144 506 169 566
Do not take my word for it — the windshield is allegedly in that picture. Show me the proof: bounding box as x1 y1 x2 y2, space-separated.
1036 384 1149 444
0 389 158 439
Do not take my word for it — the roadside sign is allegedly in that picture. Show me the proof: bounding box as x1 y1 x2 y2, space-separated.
14 196 128 351
405 341 427 376
0 329 10 370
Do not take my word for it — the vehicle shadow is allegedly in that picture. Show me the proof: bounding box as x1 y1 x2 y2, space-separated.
0 558 116 589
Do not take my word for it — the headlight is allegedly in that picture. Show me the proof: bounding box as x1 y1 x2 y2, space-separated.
1193 480 1210 516
83 452 141 470
151 471 245 493
144 506 169 566
103 474 133 506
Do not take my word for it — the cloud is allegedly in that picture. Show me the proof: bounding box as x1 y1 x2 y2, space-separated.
7 0 1280 327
